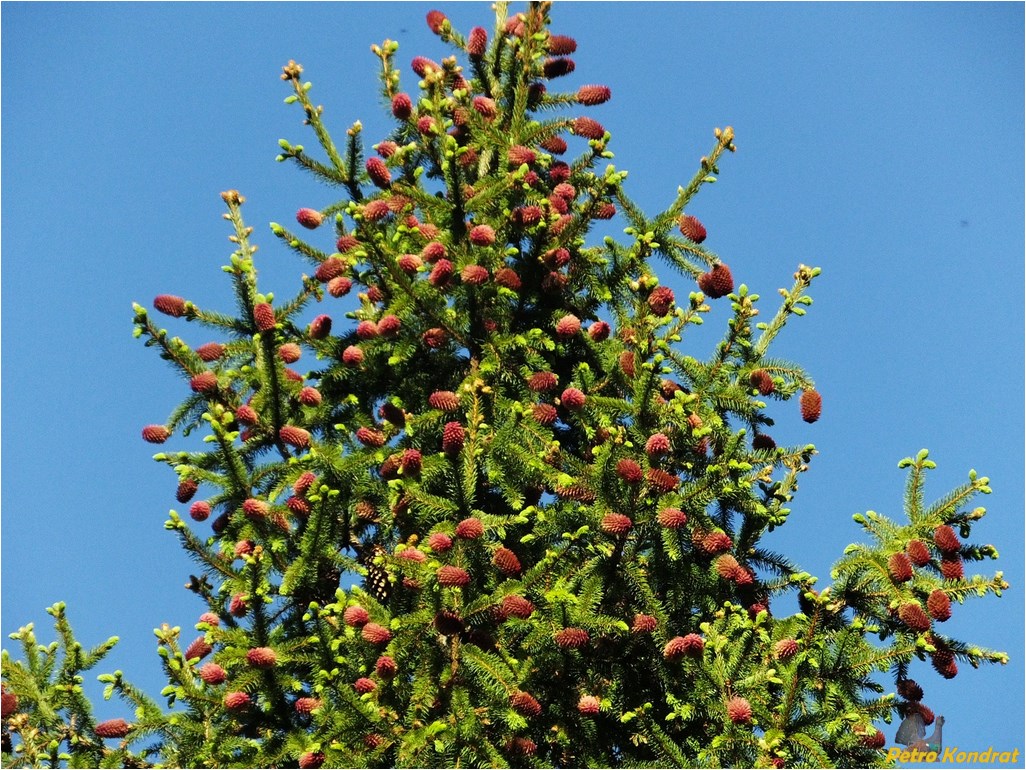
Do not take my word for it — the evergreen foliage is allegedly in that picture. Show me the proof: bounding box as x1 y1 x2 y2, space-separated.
2 3 1008 767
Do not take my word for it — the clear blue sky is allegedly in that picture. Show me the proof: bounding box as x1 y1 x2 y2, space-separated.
3 3 1022 765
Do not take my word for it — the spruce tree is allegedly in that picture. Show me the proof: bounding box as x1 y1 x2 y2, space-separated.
2 3 1009 768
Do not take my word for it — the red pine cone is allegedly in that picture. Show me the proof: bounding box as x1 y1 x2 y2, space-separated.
356 320 379 340
632 614 658 634
336 234 359 252
224 691 251 710
752 434 777 451
361 623 392 645
190 371 218 394
442 422 465 454
365 156 391 187
229 593 248 617
799 389 822 423
461 264 489 285
510 691 542 717
647 468 679 493
578 694 601 715
715 554 742 580
888 552 914 583
397 547 425 563
375 655 398 679
411 56 441 77
530 404 556 426
601 513 633 535
298 387 322 407
512 205 544 226
648 286 675 316
541 136 568 154
154 294 187 317
376 140 398 158
413 245 441 269
142 424 171 444
645 433 671 458
561 387 587 410
554 627 590 649
619 350 636 377
198 662 227 684
897 679 924 702
253 302 275 331
0 688 16 719
467 26 488 58
501 595 535 619
340 346 364 368
235 405 258 425
95 718 132 738
242 498 269 520
507 145 537 167
927 590 952 621
298 752 325 769
356 427 385 447
427 532 453 552
455 517 485 539
354 677 376 694
294 696 322 714
678 214 707 243
528 371 559 392
343 606 370 627
664 633 704 661
286 496 310 516
547 34 577 54
940 555 964 580
196 342 225 361
314 257 346 283
309 314 332 339
247 647 277 669
291 472 316 497
493 547 522 576
572 116 605 139
555 314 581 338
429 390 460 411
577 85 611 105
916 703 936 726
774 638 799 660
363 199 391 220
930 647 958 679
184 637 212 662
494 267 521 290
327 275 354 298
933 525 960 555
437 565 471 587
296 208 323 229
726 696 753 725
616 459 644 485
425 9 446 33
280 426 311 449
469 224 496 246
907 539 932 567
861 729 886 750
472 95 497 119
697 263 734 298
700 531 733 555
176 479 198 503
399 449 422 475
428 258 454 287
549 162 572 183
595 203 616 219
543 57 575 78
189 501 211 521
898 603 932 633
588 321 611 341
658 508 687 528
278 343 302 364
749 369 774 395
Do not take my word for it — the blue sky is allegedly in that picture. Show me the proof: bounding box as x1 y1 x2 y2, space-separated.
3 2 1022 764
